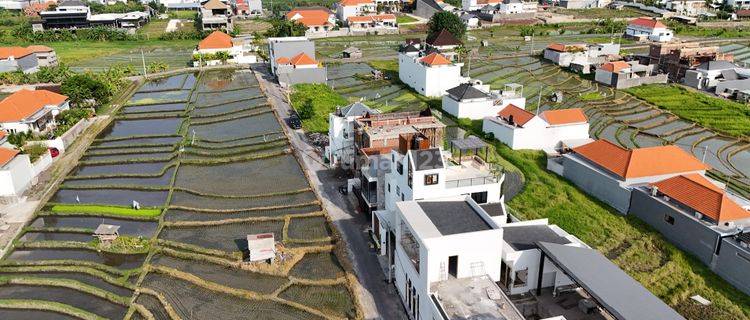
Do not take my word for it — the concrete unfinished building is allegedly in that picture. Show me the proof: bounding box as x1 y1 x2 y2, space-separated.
642 43 732 82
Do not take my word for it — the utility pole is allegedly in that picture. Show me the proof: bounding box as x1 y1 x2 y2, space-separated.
529 34 534 57
536 85 543 113
702 145 708 163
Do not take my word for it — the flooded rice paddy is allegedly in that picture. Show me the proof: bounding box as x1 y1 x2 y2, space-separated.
0 69 356 319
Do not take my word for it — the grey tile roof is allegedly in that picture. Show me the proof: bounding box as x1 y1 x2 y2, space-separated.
418 201 493 235
446 83 491 101
339 102 377 117
426 29 462 47
400 44 421 53
411 148 443 171
59 0 87 6
503 225 570 251
538 242 686 320
479 202 506 217
697 60 738 71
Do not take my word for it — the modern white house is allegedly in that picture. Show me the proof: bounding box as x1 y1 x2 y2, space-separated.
193 31 257 66
346 14 398 32
200 0 233 30
543 42 620 74
285 8 336 34
0 89 70 134
398 50 467 98
336 0 376 21
442 82 526 120
557 139 710 213
462 0 499 11
625 17 674 42
0 147 35 202
594 60 668 89
482 106 590 151
392 196 521 320
327 102 379 167
684 60 749 90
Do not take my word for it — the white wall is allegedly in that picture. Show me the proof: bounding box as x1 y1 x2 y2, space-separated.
483 117 589 150
442 96 494 120
0 154 34 197
399 52 464 98
327 113 357 166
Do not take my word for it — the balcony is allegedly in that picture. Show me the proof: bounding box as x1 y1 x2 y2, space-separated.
445 155 501 189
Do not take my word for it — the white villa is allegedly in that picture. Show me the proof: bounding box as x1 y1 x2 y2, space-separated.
336 0 376 21
625 17 674 42
0 89 70 134
442 82 526 120
482 105 590 151
0 147 35 201
327 102 379 167
193 31 257 66
398 51 467 98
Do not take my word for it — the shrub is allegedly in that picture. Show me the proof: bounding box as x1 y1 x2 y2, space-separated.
23 143 48 163
54 108 92 137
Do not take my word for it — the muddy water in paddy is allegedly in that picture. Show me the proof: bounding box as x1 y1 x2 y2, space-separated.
92 136 181 148
121 102 187 114
70 161 169 176
138 74 191 92
0 271 133 297
0 309 78 320
0 284 127 319
7 249 146 269
51 189 168 207
20 231 92 242
62 168 176 187
100 118 183 138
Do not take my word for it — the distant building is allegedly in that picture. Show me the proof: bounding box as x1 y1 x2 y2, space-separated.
342 46 362 59
559 0 610 9
34 0 150 31
336 0 376 21
159 0 201 10
27 45 58 67
194 30 257 65
725 0 750 10
285 8 336 34
684 60 749 91
414 0 443 19
625 17 674 42
327 102 379 167
200 0 233 30
0 89 70 134
483 106 590 151
558 139 709 213
594 60 668 89
347 14 397 33
268 37 327 87
664 0 706 16
0 148 35 202
424 29 462 60
234 0 262 16
442 82 526 120
0 47 39 74
543 42 620 74
460 13 479 28
642 42 729 82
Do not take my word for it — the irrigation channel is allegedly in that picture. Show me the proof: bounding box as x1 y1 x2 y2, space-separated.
328 59 750 196
0 70 359 319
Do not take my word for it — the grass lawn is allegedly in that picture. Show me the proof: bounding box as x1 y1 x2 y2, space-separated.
551 7 654 19
396 14 418 24
290 83 349 133
167 11 198 19
625 84 750 138
49 204 162 218
445 116 750 319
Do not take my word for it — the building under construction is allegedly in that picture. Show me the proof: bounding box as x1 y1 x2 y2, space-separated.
641 42 733 82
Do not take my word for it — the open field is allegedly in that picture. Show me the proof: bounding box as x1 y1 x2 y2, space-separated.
0 69 360 319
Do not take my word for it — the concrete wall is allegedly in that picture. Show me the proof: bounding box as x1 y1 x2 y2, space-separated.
561 154 632 213
277 67 327 86
442 96 494 120
0 154 34 197
714 239 750 295
268 38 316 74
629 188 720 265
483 117 589 151
399 53 463 98
716 79 750 96
612 73 668 89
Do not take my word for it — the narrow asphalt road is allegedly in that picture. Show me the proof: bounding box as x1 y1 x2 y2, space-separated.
253 65 408 320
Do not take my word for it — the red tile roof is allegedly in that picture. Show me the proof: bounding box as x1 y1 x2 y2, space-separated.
26 45 54 53
347 14 396 22
652 174 750 223
339 0 373 6
286 8 333 27
0 89 68 123
601 61 631 73
289 52 317 66
498 104 535 126
276 57 290 64
198 31 233 50
573 139 710 179
0 47 34 60
628 17 667 29
540 108 587 125
0 148 19 167
420 52 451 66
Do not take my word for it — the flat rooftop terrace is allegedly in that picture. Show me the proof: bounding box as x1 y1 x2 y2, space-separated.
431 275 524 320
417 201 493 236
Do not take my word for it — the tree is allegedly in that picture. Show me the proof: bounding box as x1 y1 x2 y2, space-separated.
426 12 466 42
215 51 231 63
266 18 307 37
297 99 315 120
61 74 111 106
147 61 168 73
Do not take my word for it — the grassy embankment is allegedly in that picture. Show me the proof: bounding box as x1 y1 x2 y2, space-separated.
625 84 750 138
290 83 349 134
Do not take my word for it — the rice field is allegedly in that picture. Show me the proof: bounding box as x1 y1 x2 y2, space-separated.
0 70 359 319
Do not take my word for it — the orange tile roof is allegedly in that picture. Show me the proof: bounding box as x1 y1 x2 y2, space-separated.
198 31 233 50
0 148 19 167
0 89 68 123
601 61 631 73
203 0 229 10
420 52 451 66
339 0 373 6
629 17 667 29
573 139 710 179
652 174 750 223
276 57 290 64
0 130 6 140
541 108 587 125
289 52 317 66
286 9 333 27
546 43 566 52
0 47 34 60
498 104 535 126
26 45 54 53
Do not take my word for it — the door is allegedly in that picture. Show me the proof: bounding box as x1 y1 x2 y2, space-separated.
448 255 458 278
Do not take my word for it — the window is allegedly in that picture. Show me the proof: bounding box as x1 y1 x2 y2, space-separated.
471 191 488 204
401 194 405 201
424 174 438 185
387 183 391 193
396 186 400 197
397 162 403 175
664 214 675 225
513 269 528 288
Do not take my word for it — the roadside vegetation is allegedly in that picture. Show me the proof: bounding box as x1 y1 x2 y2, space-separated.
625 84 750 138
290 83 348 133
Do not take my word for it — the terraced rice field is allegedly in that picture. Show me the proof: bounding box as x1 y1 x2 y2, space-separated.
0 70 359 319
